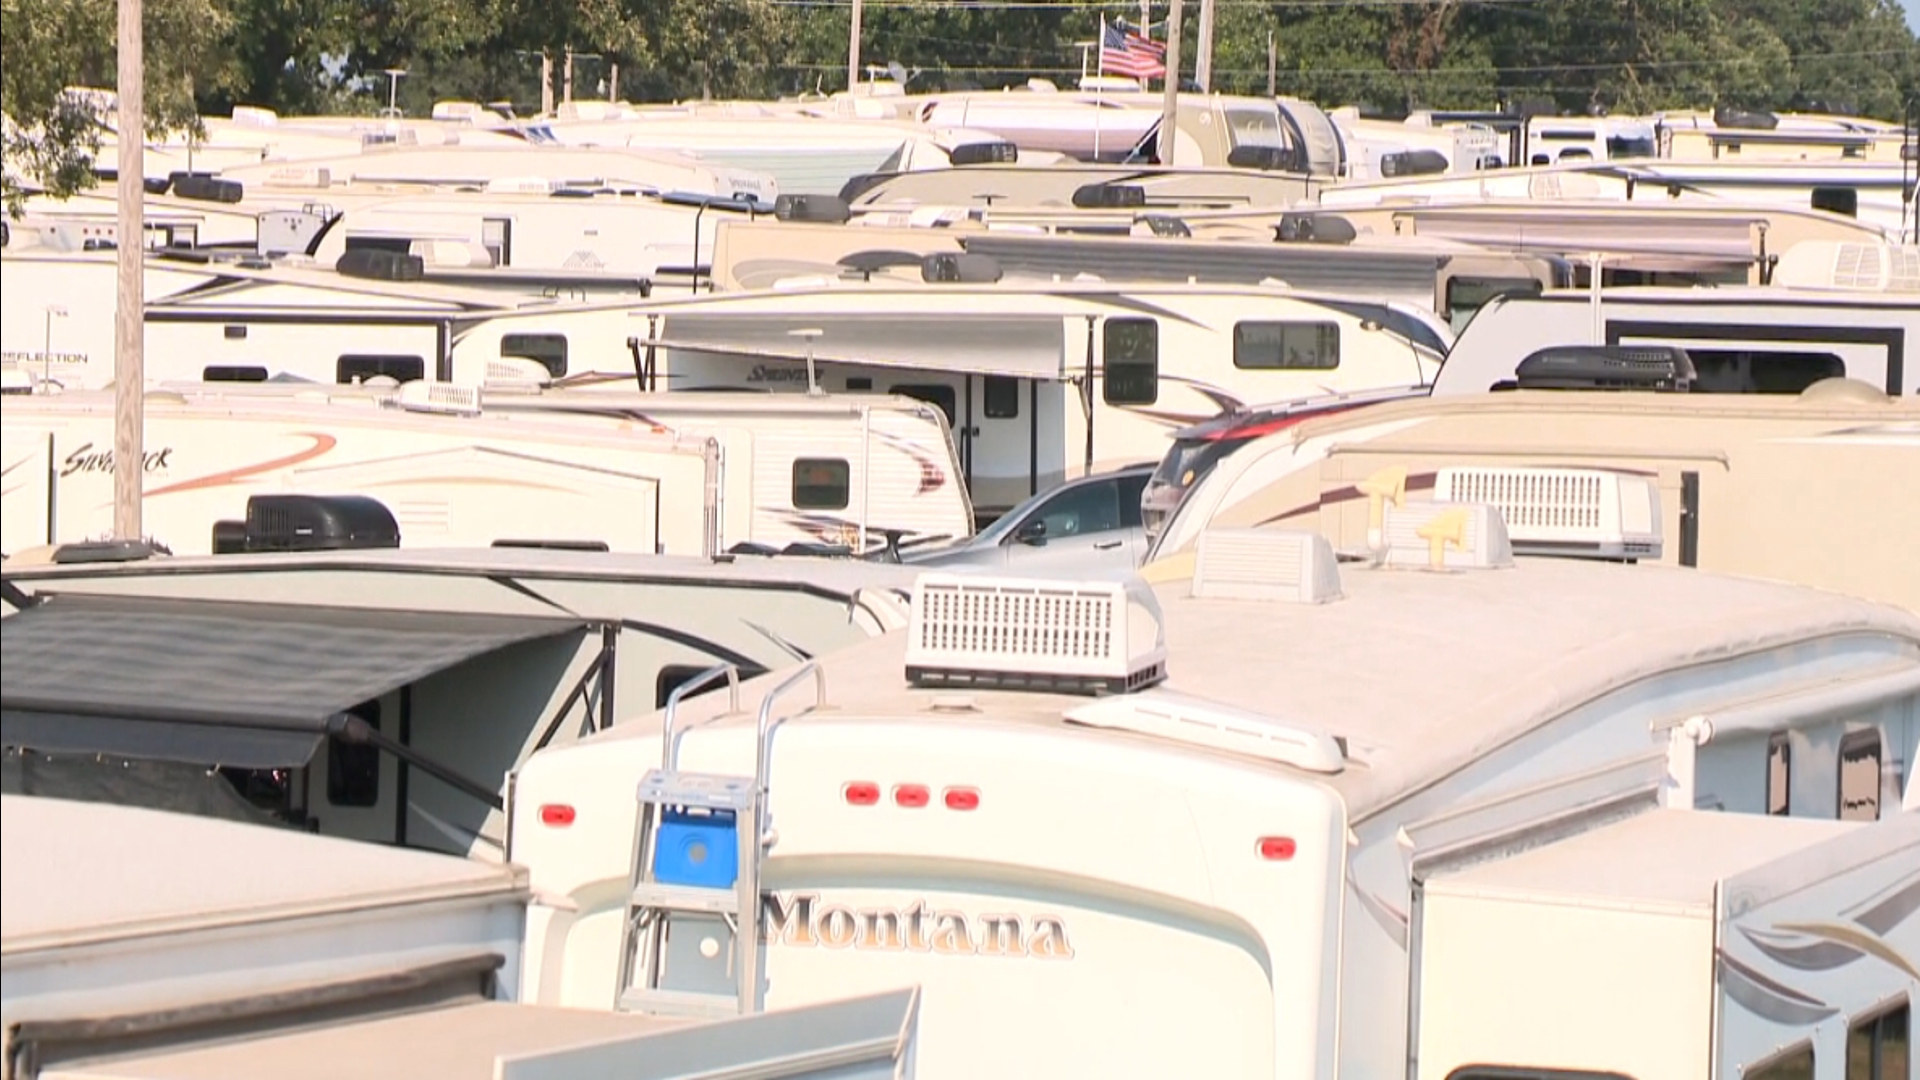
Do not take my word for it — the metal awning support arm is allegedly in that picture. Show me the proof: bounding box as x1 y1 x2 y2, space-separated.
328 713 504 811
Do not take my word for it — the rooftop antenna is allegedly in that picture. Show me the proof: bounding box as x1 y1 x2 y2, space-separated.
789 328 825 396
382 68 407 119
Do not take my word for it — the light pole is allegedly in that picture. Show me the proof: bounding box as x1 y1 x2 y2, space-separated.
42 305 67 388
383 68 408 118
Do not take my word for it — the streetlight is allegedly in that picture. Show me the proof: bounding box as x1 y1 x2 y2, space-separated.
43 305 67 389
382 68 408 118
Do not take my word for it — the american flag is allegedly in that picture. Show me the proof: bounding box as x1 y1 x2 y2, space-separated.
1100 20 1166 80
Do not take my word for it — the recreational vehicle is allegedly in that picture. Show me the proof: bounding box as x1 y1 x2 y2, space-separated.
0 794 920 1080
1435 282 1920 397
0 544 932 859
1146 377 1920 611
0 384 971 558
505 543 1920 1079
618 279 1444 516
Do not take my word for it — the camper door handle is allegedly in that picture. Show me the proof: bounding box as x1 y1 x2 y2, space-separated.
1094 540 1123 550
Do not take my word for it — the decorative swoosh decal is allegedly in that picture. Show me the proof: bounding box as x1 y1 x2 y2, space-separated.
1768 919 1920 981
872 430 947 495
1717 948 1838 1026
145 432 338 498
1736 926 1867 973
1850 876 1920 937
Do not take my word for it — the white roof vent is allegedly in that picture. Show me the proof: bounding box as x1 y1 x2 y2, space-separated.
1064 688 1345 773
905 572 1168 695
483 355 553 393
1192 528 1342 604
1382 501 1514 570
1772 241 1920 293
390 381 482 417
1435 466 1662 561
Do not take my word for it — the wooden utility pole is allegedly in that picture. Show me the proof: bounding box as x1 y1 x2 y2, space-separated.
609 62 619 102
541 51 555 114
1268 30 1277 96
1157 0 1184 165
114 0 145 542
1195 0 1215 90
847 0 863 92
563 47 575 105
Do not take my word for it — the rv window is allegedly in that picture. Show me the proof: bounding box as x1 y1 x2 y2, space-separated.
1447 277 1544 331
224 325 248 340
1685 350 1845 394
655 664 769 709
326 699 381 808
792 458 851 510
1766 731 1791 816
984 376 1020 419
890 384 957 427
1606 135 1656 158
1838 730 1883 821
343 236 415 255
845 377 873 391
338 354 426 384
1233 321 1341 370
1103 318 1159 405
1847 1001 1909 1080
204 365 269 382
1745 1044 1815 1080
501 333 568 378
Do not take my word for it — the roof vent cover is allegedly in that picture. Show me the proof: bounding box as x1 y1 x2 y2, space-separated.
391 381 482 416
905 572 1167 696
1436 466 1662 561
1064 688 1345 773
1193 528 1342 603
1382 501 1514 570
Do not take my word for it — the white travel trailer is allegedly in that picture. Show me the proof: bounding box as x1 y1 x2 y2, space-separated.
1435 283 1920 397
0 794 921 1080
0 384 971 558
505 543 1920 1079
618 279 1444 515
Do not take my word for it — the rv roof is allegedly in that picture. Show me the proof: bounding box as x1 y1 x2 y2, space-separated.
0 794 526 955
2 546 927 596
1528 284 1920 308
1423 808 1880 909
601 558 1920 820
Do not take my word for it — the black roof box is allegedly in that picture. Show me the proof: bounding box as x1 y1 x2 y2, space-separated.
238 494 401 553
1507 344 1696 392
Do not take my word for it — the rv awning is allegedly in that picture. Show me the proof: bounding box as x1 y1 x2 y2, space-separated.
645 313 1068 380
1 594 584 769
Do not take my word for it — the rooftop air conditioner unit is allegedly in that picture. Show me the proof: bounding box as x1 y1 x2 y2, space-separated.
1435 466 1662 561
1192 528 1343 603
1382 501 1514 570
391 380 482 417
905 572 1168 695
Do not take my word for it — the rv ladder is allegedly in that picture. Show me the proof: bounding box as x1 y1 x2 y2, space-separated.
612 661 825 1018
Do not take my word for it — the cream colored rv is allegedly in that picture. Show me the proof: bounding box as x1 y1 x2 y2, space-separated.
1146 379 1920 611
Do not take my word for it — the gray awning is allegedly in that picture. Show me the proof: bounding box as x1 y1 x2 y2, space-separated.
2 594 585 769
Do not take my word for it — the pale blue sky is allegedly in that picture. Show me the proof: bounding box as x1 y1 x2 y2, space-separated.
1904 0 1919 34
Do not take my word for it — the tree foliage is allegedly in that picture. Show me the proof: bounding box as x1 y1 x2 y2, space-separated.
4 0 1917 206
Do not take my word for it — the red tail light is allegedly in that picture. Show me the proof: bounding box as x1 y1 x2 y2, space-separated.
1257 836 1297 861
539 804 576 827
944 787 980 811
844 782 880 806
894 784 930 808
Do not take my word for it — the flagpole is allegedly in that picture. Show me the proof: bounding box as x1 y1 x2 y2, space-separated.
1094 14 1105 160
1157 0 1183 166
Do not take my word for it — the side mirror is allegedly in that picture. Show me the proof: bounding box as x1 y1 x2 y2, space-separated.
1014 519 1047 545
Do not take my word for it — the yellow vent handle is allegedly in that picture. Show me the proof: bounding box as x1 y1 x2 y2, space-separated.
1416 506 1470 571
1357 465 1409 554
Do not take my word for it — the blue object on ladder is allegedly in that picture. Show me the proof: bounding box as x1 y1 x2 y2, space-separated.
652 807 740 888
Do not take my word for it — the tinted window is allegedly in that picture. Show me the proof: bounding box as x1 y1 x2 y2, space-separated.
338 354 425 383
1445 277 1544 333
1767 731 1791 816
327 699 380 807
1103 318 1158 405
793 458 850 510
984 376 1020 419
1847 1002 1908 1080
891 383 957 427
1747 1043 1815 1080
501 333 568 378
1839 730 1882 821
1025 480 1121 539
1687 350 1845 394
204 365 268 382
1117 473 1149 527
1234 321 1340 370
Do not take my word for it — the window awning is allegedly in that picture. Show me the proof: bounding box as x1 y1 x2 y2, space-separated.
1 594 586 769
